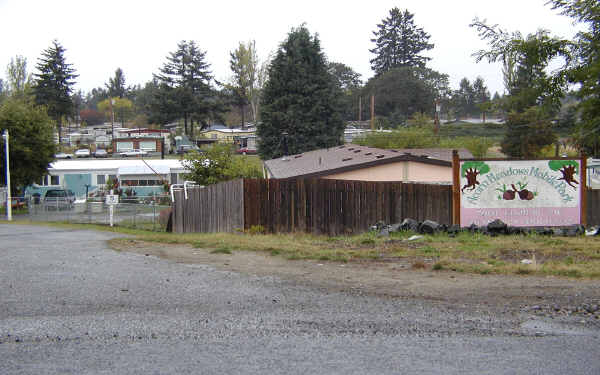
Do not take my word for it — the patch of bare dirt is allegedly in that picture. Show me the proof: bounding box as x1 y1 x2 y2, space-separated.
110 239 600 315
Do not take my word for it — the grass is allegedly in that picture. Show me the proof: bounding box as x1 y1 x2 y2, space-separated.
3 219 600 279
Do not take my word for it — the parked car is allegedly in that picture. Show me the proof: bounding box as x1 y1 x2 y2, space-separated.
176 145 200 154
9 196 26 210
120 149 148 157
93 149 109 158
74 149 91 158
55 152 74 159
43 189 76 209
236 147 257 155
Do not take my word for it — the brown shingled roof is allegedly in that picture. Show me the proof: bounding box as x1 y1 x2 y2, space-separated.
264 144 473 179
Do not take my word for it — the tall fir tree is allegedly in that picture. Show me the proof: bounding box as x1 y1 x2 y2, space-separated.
257 25 344 160
33 40 78 145
106 68 127 98
370 8 434 76
155 40 219 134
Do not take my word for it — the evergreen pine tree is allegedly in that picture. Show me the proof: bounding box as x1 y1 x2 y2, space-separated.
155 40 219 134
370 8 434 76
106 68 127 98
33 40 78 145
257 25 344 160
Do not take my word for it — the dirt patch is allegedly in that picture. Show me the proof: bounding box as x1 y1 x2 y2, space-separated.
110 238 600 314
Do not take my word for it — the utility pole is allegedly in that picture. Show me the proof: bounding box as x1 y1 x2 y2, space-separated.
370 95 375 130
434 99 441 135
3 130 11 221
110 98 115 150
358 96 362 122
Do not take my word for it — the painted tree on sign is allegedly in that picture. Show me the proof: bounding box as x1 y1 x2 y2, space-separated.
461 161 490 193
548 160 579 188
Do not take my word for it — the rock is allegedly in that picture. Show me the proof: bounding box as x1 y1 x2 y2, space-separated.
406 235 423 241
564 226 580 237
400 218 419 232
487 219 507 234
467 223 480 233
447 224 461 235
506 226 522 235
535 227 552 236
388 223 402 232
378 227 390 237
374 220 386 230
521 259 533 264
418 220 440 234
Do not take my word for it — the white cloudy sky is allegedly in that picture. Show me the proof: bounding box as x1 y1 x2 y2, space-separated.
0 0 580 97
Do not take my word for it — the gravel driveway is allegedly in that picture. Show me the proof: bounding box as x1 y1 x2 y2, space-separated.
1 224 599 374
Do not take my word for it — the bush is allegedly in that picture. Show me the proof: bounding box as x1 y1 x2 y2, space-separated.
183 144 262 185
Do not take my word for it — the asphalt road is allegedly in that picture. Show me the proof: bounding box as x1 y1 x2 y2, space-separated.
1 224 599 374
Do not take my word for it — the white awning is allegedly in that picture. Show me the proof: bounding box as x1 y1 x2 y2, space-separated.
118 164 171 175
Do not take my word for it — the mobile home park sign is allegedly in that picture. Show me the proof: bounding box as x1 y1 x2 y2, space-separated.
458 159 583 227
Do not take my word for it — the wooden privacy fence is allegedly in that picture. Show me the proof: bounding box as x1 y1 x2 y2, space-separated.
172 178 452 234
171 179 244 234
244 179 452 235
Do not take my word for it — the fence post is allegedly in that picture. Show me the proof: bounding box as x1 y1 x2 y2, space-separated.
452 150 461 226
153 193 156 231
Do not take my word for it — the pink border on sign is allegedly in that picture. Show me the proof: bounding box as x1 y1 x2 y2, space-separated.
461 207 580 227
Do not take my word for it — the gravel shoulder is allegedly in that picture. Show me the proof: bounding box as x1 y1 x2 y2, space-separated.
111 239 600 323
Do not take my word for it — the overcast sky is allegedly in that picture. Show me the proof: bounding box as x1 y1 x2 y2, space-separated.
0 0 580 97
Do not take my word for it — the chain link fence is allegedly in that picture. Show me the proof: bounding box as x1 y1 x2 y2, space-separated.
3 195 171 232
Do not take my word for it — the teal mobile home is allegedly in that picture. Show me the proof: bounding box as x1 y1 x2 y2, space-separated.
27 159 188 199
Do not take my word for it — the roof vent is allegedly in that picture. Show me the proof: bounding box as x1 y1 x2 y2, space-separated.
294 154 303 158
365 152 372 156
376 155 385 159
342 157 352 162
353 149 361 153
348 147 354 151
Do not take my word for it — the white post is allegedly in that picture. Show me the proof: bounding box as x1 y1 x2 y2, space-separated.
3 130 11 221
